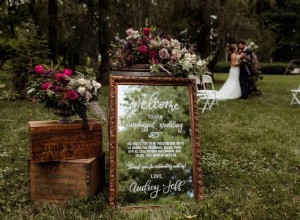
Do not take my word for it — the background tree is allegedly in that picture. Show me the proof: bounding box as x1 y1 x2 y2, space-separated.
0 0 299 95
97 0 111 84
261 0 300 61
48 0 58 64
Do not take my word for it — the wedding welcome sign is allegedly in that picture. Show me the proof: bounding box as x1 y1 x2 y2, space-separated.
109 76 203 207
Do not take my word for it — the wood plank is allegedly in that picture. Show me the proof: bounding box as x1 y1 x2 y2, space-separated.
29 156 105 202
29 120 102 163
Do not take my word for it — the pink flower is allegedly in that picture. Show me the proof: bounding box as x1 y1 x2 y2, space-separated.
126 28 138 39
138 45 148 54
159 48 170 59
63 68 73 76
143 28 151 36
41 82 53 90
55 73 68 83
34 65 44 74
66 91 79 101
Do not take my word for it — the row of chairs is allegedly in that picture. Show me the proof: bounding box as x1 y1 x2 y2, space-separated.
190 75 299 111
188 75 218 113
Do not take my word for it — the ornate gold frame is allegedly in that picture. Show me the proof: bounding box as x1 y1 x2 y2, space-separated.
108 76 203 207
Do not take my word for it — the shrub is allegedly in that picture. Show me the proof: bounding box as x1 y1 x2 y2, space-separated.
213 61 288 75
213 61 230 73
259 62 287 75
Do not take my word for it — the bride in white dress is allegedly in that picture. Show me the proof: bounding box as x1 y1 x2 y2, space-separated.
216 44 241 100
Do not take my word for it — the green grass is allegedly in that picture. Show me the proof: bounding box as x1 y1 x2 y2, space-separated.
0 74 300 219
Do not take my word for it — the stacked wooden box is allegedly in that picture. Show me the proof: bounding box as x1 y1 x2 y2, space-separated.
28 120 104 202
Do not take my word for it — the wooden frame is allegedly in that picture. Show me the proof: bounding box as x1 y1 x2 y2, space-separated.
109 76 203 207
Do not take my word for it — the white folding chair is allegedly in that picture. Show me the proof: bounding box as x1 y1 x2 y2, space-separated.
290 68 300 75
290 85 300 105
188 75 210 113
197 74 218 109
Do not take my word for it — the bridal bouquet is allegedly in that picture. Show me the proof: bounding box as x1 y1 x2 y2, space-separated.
27 64 106 128
109 21 212 77
238 53 251 65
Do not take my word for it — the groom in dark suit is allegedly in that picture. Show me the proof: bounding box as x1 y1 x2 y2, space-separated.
238 40 253 99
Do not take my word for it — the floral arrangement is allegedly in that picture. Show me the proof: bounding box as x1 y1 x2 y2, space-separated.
247 41 259 52
238 41 262 95
248 41 262 95
27 64 106 128
109 21 212 77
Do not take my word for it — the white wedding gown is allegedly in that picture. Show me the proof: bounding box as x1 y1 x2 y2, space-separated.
216 66 241 100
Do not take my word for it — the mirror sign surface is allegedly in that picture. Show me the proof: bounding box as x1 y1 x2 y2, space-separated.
109 76 203 207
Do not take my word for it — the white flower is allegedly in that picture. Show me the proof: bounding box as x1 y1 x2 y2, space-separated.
161 39 170 48
180 60 191 71
170 39 181 49
85 80 93 90
78 86 86 94
190 54 197 64
184 53 191 59
196 60 206 67
172 48 180 55
77 78 86 86
150 40 159 48
92 80 101 93
69 79 77 86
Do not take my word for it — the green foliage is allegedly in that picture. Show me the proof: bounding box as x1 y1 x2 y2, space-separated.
1 20 50 97
0 74 300 219
214 62 288 75
213 62 231 73
0 89 20 101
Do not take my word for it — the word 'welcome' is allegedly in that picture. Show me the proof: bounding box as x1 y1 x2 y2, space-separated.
129 92 179 112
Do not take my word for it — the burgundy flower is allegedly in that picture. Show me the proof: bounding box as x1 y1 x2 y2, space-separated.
66 91 79 101
139 36 148 45
143 28 151 36
148 50 157 58
41 82 53 90
34 65 44 74
138 45 148 54
63 68 73 76
55 73 68 83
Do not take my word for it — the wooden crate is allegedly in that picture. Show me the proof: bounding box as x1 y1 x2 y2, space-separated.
28 156 105 202
29 120 102 163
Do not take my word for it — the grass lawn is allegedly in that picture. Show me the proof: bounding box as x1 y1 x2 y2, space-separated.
0 74 299 219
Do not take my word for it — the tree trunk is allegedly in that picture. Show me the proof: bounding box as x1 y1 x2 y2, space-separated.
48 0 58 64
29 0 37 21
97 0 110 85
7 0 15 36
